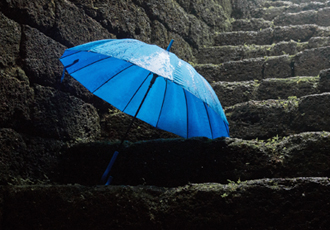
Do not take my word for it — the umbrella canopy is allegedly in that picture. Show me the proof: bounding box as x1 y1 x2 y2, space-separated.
60 39 229 139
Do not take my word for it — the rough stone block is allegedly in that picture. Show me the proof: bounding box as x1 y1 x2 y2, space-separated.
195 46 247 64
317 7 330 26
2 178 330 229
22 25 66 86
30 85 100 141
195 58 265 82
226 99 299 139
1 0 112 47
296 93 330 132
318 68 330 92
0 68 34 130
214 28 273 46
0 12 21 67
308 37 330 49
0 128 64 185
257 76 319 100
263 55 293 79
273 25 318 43
274 10 318 26
232 18 272 31
212 81 256 107
294 46 330 76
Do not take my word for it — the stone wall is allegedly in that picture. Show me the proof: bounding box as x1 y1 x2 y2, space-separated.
1 0 330 229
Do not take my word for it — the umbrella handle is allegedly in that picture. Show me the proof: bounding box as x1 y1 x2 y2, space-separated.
101 150 119 185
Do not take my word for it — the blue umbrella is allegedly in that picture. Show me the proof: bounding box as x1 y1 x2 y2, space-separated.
60 39 229 184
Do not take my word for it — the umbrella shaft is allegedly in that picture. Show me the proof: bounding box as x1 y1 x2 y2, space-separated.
119 73 158 148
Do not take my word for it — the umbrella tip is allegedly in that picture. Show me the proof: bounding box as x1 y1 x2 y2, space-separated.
166 39 174 51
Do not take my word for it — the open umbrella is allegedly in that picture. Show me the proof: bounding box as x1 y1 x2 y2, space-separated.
60 39 229 184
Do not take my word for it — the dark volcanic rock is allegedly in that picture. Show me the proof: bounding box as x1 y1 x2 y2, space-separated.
294 46 330 76
214 76 320 108
176 0 232 32
30 85 100 140
231 0 265 19
0 0 112 47
71 0 152 42
58 132 330 186
318 68 330 92
214 28 273 46
263 55 292 79
273 25 318 43
212 80 257 107
134 0 213 49
195 58 265 82
226 99 299 139
317 7 330 26
274 10 318 26
0 68 33 130
0 12 21 67
0 128 64 185
227 93 330 139
295 93 330 132
21 25 66 86
256 76 319 100
0 129 27 184
232 18 272 31
2 178 330 229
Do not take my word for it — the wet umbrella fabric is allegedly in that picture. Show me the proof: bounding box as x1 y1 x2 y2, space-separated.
60 39 229 184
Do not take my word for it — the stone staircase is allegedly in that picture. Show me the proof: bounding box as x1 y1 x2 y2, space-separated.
1 0 330 229
195 0 330 140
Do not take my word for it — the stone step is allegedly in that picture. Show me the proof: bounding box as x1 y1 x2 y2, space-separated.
195 55 292 82
214 25 330 46
272 0 329 4
195 46 330 82
231 18 273 31
214 75 320 108
264 1 294 8
3 129 330 187
226 92 330 140
274 7 330 26
196 37 330 64
252 1 330 20
2 177 330 229
231 0 329 21
58 131 330 186
197 37 330 65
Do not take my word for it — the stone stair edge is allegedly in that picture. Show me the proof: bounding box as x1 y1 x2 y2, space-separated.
2 176 330 229
249 1 330 21
214 24 330 46
213 75 320 107
1 176 329 189
39 130 330 186
226 92 330 139
194 46 330 83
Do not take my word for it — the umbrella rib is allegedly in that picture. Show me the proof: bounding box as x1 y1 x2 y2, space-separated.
60 50 82 59
156 79 168 128
123 72 152 112
70 56 112 75
92 63 135 93
183 89 189 138
203 103 214 139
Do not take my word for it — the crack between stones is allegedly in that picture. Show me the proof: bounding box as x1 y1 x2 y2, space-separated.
0 5 69 49
131 0 207 49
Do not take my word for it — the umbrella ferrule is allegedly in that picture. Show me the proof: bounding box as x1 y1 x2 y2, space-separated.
166 39 174 51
